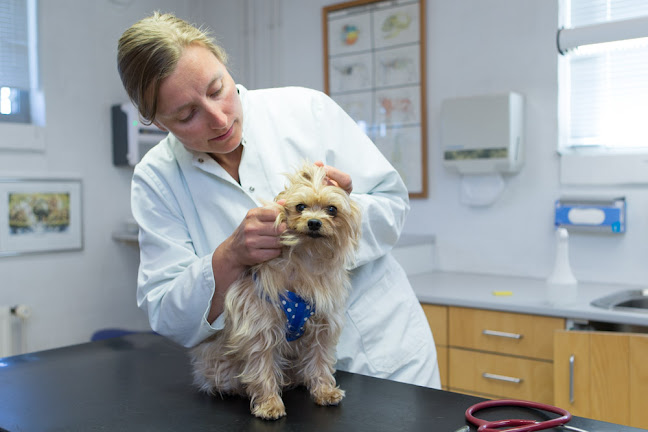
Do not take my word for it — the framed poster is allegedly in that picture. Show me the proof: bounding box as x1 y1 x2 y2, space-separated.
0 177 83 256
323 0 428 198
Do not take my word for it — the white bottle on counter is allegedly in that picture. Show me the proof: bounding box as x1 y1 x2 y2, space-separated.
546 227 578 306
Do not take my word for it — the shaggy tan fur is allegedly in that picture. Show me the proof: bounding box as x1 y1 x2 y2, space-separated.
190 163 362 420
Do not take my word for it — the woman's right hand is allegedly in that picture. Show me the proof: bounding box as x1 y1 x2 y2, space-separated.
207 202 286 323
227 203 287 267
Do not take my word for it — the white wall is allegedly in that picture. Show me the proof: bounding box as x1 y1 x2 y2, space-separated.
2 0 647 355
407 0 645 286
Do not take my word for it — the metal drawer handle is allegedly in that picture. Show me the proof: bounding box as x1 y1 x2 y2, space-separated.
482 329 523 339
569 355 575 404
482 373 523 384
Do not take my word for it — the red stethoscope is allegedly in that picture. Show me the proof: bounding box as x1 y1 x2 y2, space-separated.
464 399 589 432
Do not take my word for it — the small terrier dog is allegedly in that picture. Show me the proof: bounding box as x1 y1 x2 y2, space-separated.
191 163 362 420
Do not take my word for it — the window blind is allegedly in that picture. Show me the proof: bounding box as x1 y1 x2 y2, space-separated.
0 0 31 90
558 0 648 150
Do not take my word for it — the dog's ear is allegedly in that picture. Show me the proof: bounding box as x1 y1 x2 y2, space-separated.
271 200 287 228
300 169 312 182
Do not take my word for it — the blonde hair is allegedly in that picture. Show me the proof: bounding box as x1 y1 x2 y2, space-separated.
117 12 228 124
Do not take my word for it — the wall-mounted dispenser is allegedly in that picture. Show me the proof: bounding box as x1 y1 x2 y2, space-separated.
111 103 167 167
441 92 524 174
441 92 524 206
554 196 626 234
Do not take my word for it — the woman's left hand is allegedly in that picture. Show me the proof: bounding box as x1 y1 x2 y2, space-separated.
314 161 353 194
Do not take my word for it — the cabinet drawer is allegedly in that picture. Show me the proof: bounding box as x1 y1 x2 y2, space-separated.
449 348 553 404
437 346 448 390
449 307 564 360
421 304 449 389
421 304 447 346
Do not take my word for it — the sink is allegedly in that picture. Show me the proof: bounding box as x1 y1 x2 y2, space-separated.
591 289 648 314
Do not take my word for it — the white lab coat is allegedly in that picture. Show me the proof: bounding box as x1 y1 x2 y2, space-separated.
131 85 440 388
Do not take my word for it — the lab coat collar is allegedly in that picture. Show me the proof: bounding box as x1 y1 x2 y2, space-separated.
236 84 251 146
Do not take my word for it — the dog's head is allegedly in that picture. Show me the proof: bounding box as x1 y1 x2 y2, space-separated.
274 163 362 261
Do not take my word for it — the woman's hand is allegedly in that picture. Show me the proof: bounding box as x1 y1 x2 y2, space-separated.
208 201 286 323
314 161 353 194
227 202 287 266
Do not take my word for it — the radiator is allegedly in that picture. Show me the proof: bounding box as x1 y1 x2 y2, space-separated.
0 305 31 358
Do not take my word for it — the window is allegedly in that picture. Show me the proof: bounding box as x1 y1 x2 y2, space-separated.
0 0 40 125
557 0 648 184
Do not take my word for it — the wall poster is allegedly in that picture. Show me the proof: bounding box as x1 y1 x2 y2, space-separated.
323 0 427 198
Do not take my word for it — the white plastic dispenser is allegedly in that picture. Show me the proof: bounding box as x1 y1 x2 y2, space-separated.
546 227 578 306
441 92 524 175
441 92 524 206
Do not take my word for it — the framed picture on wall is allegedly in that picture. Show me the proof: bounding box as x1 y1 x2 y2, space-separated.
0 177 83 256
323 0 428 198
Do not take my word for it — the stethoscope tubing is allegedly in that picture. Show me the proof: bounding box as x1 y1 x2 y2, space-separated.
465 399 572 432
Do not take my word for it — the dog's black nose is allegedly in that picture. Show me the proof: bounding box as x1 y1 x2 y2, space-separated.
308 219 322 231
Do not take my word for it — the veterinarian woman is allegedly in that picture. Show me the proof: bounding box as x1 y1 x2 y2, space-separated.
117 12 440 389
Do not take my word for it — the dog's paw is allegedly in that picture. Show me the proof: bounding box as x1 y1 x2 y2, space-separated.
312 385 345 406
252 394 286 420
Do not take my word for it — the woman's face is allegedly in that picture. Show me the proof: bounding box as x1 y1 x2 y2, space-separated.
154 45 243 157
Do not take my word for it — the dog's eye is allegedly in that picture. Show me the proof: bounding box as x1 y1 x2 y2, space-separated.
326 206 338 216
296 204 307 213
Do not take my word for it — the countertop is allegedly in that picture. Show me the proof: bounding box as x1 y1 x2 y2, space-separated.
411 270 648 328
1 333 644 432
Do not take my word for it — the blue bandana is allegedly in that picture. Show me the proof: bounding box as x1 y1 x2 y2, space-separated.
253 273 316 341
280 291 316 341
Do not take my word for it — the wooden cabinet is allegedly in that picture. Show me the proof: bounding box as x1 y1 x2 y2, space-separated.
421 304 448 389
421 302 647 428
554 330 648 428
446 307 564 403
629 335 648 428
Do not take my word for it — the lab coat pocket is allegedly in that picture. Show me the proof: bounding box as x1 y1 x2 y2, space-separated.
346 270 427 374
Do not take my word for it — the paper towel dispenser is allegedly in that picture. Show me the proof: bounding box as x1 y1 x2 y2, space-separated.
111 102 167 166
441 92 524 174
